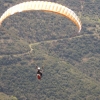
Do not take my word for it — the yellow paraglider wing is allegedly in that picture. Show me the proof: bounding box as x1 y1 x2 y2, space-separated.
0 1 82 32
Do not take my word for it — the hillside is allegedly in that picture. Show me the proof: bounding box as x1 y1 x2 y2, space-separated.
0 0 100 100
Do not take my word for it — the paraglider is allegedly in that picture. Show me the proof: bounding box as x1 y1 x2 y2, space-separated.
0 1 82 32
0 1 82 80
36 66 43 80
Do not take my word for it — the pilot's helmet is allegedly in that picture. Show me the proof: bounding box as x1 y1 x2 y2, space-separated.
38 67 40 70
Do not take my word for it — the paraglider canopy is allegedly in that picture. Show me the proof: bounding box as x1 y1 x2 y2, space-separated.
0 1 82 32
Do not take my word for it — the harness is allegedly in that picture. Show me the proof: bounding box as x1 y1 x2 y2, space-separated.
37 70 42 79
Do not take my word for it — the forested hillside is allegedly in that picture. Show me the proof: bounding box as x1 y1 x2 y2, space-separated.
0 0 100 100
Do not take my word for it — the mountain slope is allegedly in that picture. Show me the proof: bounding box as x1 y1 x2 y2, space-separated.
0 0 100 100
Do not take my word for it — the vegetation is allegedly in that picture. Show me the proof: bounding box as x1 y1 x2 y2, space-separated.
0 0 100 100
